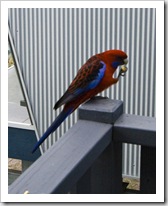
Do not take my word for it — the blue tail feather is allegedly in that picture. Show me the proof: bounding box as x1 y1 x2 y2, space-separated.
32 108 73 153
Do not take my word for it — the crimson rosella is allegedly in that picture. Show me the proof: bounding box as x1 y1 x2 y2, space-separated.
32 50 128 153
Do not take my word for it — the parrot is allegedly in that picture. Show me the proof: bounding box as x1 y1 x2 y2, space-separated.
32 49 128 153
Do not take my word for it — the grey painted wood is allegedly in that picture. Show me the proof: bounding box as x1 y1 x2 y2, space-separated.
90 141 122 194
76 141 123 194
113 114 156 147
8 96 156 194
140 146 156 194
76 168 91 194
78 97 123 194
79 96 123 124
8 120 112 194
8 125 41 161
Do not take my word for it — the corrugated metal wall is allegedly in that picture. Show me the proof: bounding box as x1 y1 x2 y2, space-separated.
8 8 156 178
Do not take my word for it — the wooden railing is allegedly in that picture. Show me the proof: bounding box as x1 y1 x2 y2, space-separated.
8 97 156 194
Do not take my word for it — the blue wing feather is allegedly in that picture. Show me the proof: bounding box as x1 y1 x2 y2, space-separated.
86 61 106 90
70 61 106 95
54 58 106 110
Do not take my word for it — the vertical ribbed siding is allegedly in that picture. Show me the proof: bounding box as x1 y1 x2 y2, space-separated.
8 8 156 178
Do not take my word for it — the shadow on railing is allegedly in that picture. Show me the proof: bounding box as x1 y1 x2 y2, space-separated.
8 97 156 194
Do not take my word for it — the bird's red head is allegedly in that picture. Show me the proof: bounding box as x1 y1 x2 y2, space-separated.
97 49 128 69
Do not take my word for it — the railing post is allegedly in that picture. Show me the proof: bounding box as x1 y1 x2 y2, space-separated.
78 96 123 194
90 140 123 194
75 168 92 194
140 146 156 193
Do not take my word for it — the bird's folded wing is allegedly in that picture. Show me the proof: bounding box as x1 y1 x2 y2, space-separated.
53 57 106 110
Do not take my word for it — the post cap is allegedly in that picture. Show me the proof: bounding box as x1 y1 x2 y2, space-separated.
79 96 123 124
